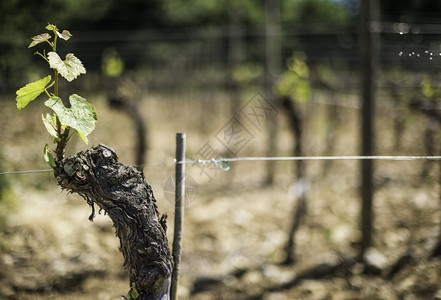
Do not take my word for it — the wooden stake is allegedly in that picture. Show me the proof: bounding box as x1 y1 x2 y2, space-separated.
171 133 186 300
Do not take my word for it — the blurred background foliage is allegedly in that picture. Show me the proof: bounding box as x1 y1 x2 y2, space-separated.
1 0 441 94
277 51 311 102
2 0 437 93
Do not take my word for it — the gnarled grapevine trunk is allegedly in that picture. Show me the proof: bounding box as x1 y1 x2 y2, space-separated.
54 144 172 299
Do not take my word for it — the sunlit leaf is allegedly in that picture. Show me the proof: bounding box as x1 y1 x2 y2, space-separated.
46 24 57 31
57 30 72 41
44 144 56 167
16 75 52 110
45 24 71 41
45 94 97 144
29 33 51 48
42 113 59 138
48 52 86 82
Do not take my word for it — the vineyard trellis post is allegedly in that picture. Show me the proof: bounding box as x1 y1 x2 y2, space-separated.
228 4 245 119
171 133 186 300
359 0 379 255
264 0 282 185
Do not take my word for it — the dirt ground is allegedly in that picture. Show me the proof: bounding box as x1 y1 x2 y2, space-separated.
1 89 440 299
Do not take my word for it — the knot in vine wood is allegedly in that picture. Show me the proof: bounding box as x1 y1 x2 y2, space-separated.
54 144 172 299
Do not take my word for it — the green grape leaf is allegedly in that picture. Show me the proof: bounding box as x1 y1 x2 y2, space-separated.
47 52 86 82
46 24 71 41
44 144 56 167
57 30 72 41
46 24 57 31
16 75 52 110
42 113 59 139
45 94 97 144
29 33 51 48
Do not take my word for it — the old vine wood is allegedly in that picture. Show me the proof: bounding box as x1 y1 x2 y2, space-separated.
14 24 173 299
54 144 172 299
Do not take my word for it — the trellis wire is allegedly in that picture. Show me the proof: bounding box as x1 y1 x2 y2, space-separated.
0 169 54 175
177 155 441 171
0 162 167 176
1 155 441 176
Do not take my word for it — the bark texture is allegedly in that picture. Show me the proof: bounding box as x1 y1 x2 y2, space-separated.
54 144 172 299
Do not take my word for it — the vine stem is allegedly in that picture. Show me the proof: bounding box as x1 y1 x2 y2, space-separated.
53 31 59 98
34 51 49 62
44 81 55 97
54 70 59 97
49 27 70 164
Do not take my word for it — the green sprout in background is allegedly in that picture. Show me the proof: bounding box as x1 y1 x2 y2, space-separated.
101 47 125 78
277 51 311 102
15 24 97 167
